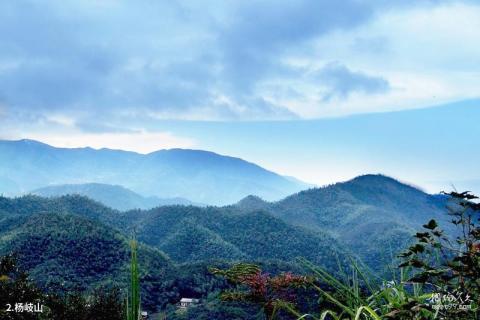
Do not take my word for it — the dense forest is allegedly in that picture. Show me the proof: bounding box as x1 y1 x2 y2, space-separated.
0 176 478 319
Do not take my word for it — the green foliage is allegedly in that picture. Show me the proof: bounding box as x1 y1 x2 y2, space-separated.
134 206 349 273
0 254 44 320
0 201 174 312
45 287 125 320
293 260 436 320
0 194 349 272
126 238 141 320
0 182 474 318
167 297 260 320
238 191 479 320
242 174 451 273
396 191 480 319
0 255 126 320
158 220 246 263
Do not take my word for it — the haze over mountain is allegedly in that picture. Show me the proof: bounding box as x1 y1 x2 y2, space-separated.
0 139 309 205
32 183 197 211
141 99 480 195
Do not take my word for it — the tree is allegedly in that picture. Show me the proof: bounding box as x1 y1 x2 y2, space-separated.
0 254 44 320
211 263 310 319
398 191 480 319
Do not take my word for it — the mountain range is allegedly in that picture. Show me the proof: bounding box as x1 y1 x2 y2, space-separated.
31 183 198 211
0 174 452 280
0 139 462 314
233 174 452 270
0 193 349 311
0 139 309 205
2 174 453 267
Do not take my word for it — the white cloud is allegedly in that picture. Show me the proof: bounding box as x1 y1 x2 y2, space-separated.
0 1 478 123
273 2 480 118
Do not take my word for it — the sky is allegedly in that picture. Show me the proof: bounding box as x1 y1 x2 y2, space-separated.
0 0 479 193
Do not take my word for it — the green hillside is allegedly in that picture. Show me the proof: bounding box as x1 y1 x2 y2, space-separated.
133 206 349 271
0 211 175 311
158 219 247 263
0 175 451 277
264 175 447 231
233 174 450 272
0 194 349 271
0 194 350 313
0 175 456 315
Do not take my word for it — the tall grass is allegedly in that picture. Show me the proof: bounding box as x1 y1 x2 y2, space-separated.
290 259 435 320
126 238 141 320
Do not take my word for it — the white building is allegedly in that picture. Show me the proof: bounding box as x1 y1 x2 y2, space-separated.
179 298 199 309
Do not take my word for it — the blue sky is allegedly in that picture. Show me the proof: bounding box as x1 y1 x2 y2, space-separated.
0 0 479 192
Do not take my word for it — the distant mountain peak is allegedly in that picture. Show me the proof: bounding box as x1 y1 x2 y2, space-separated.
274 173 432 210
19 138 43 143
146 148 261 168
348 174 424 192
5 138 51 148
350 174 400 184
31 183 196 211
352 173 394 180
240 195 265 202
236 195 269 210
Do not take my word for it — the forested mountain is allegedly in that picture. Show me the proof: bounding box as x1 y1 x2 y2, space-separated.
0 139 308 204
0 211 175 310
32 183 197 210
0 195 348 271
0 194 350 313
0 175 451 280
0 174 454 314
233 174 450 271
127 206 348 270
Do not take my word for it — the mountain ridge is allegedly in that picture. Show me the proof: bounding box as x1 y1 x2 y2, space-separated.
0 173 458 310
233 174 450 271
31 183 199 211
0 139 309 205
0 193 351 273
